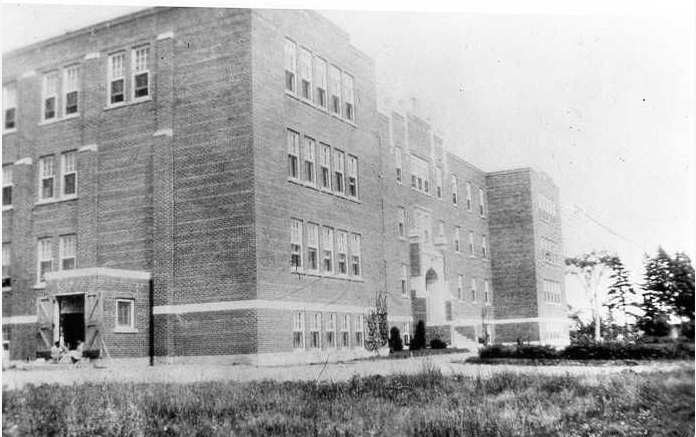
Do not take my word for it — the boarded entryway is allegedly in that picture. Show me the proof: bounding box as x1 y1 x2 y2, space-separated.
58 295 85 350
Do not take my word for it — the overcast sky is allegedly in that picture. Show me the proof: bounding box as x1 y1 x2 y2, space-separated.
3 1 694 312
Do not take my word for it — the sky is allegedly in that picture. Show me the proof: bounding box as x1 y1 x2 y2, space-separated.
2 1 695 315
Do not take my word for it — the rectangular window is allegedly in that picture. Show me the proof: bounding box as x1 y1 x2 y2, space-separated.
410 155 430 194
451 175 458 205
322 226 334 274
542 238 559 264
299 47 312 100
326 313 337 348
457 274 463 300
482 235 488 260
454 227 461 252
544 280 562 303
287 129 300 179
401 264 408 297
2 243 10 288
336 230 348 275
293 311 305 349
470 278 477 302
479 188 486 217
466 182 472 211
2 165 12 207
61 151 77 197
3 83 17 130
329 65 341 115
319 143 331 190
37 238 52 283
341 314 350 348
108 52 125 105
333 149 345 194
63 65 80 115
305 223 319 271
438 221 445 239
394 147 402 183
284 38 297 93
343 72 355 121
132 45 150 99
42 71 59 120
469 231 475 257
354 314 364 348
484 280 491 304
403 322 411 345
59 235 76 270
39 156 55 200
290 218 303 270
350 233 361 276
303 136 316 184
116 300 134 329
538 194 558 224
347 155 358 198
435 167 443 199
309 313 321 349
398 207 405 238
314 57 327 107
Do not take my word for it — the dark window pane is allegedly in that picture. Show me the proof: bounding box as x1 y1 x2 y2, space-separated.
62 258 75 270
134 73 149 98
111 79 124 104
4 108 15 129
2 186 11 206
42 179 53 199
64 173 76 196
65 91 78 114
44 97 55 119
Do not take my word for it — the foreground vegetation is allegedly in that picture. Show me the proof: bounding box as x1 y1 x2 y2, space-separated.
3 366 693 437
479 341 695 361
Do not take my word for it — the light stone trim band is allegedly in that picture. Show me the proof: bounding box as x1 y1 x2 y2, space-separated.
2 315 38 325
44 267 152 281
14 157 32 165
454 317 569 326
387 315 413 323
20 70 36 79
84 52 100 60
153 128 173 137
157 31 174 40
153 300 370 316
78 144 98 153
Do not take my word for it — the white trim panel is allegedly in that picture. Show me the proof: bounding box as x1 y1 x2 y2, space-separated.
153 128 173 137
84 52 100 60
78 144 98 153
44 267 151 281
153 299 370 316
14 157 32 166
2 315 38 325
453 317 570 326
156 31 174 40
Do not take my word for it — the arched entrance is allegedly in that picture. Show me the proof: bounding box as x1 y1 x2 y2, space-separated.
425 268 443 323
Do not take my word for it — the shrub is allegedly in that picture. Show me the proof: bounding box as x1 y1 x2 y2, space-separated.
410 321 427 351
429 338 447 349
479 344 558 359
389 327 403 352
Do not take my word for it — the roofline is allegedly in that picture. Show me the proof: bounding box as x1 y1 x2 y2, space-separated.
485 167 532 176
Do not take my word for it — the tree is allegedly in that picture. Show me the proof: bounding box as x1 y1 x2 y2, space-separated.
409 320 426 351
365 291 389 351
604 255 639 337
565 251 614 341
388 326 403 352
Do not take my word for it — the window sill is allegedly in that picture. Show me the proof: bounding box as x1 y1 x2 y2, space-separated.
290 269 364 283
34 196 78 207
284 90 357 128
2 286 11 292
33 283 47 289
288 177 361 204
38 113 81 127
2 205 13 212
114 327 138 334
105 96 152 111
2 128 17 135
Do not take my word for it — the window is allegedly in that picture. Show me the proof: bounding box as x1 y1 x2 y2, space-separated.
466 182 472 211
542 238 559 264
454 227 461 252
3 83 17 130
284 38 297 93
39 156 55 200
482 235 488 260
333 149 345 194
350 233 361 276
470 278 477 302
309 313 321 349
59 235 76 270
347 155 358 198
394 147 403 183
293 311 305 349
457 275 463 300
478 188 486 217
403 322 411 345
37 238 52 283
299 47 312 100
410 155 429 194
303 136 316 184
329 65 341 115
319 143 331 190
116 300 135 329
451 175 458 205
108 52 125 105
435 167 443 198
2 165 12 207
2 243 10 288
484 280 491 304
397 207 405 238
468 231 475 257
341 314 350 348
61 151 77 197
343 73 355 121
354 314 364 348
290 218 303 270
538 194 558 224
322 227 334 274
326 313 337 348
314 57 327 107
401 264 408 297
63 65 80 115
287 129 300 179
437 221 445 241
336 230 348 275
42 71 59 120
305 223 319 271
544 280 562 304
132 45 150 99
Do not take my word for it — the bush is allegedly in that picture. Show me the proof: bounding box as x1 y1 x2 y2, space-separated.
429 338 447 349
479 344 558 359
389 327 403 352
562 341 694 360
410 321 426 351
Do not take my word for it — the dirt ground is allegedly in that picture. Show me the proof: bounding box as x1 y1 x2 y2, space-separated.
3 352 692 390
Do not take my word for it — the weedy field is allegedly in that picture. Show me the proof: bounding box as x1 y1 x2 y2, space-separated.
2 365 693 437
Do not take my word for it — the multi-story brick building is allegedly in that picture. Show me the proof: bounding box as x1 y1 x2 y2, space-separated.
1 7 568 365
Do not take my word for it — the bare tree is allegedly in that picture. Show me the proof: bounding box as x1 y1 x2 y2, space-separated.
565 251 613 341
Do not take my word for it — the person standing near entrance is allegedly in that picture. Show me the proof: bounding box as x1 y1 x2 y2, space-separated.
70 340 83 364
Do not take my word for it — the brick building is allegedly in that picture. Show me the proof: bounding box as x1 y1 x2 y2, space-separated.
2 7 568 365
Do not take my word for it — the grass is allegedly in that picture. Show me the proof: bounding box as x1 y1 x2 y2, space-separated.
3 365 693 437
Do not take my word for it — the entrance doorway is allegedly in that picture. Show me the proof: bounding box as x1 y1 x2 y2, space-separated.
58 295 84 350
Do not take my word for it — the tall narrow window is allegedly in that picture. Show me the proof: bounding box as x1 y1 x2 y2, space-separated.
454 227 461 252
132 45 150 100
63 65 80 115
303 136 316 184
2 243 10 288
451 175 458 205
314 57 327 107
37 238 52 283
287 129 300 179
42 71 59 120
62 151 77 197
468 231 475 257
457 274 463 300
466 182 472 211
39 156 55 200
333 149 345 194
309 313 321 349
59 235 76 270
482 235 488 259
3 83 17 130
341 314 350 348
343 72 355 121
322 226 334 274
484 280 491 304
437 221 445 240
354 314 364 348
394 147 402 183
478 188 486 217
347 155 358 198
435 167 443 199
299 47 312 100
305 223 318 272
290 218 303 271
336 230 348 275
284 38 297 93
470 278 477 302
326 313 336 348
108 52 125 105
397 207 405 238
319 143 331 190
116 300 135 329
329 65 341 115
293 311 305 349
350 233 361 276
401 264 408 297
2 165 12 207
410 155 429 194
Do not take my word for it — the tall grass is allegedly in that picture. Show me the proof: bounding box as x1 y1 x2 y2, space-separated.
3 366 693 437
